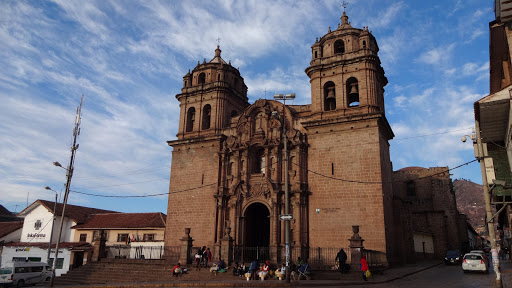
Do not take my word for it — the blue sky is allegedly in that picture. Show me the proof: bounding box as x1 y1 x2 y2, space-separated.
0 0 492 214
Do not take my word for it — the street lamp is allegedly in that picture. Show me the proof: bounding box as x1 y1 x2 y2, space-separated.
273 93 295 283
462 125 502 288
49 160 74 287
44 187 58 264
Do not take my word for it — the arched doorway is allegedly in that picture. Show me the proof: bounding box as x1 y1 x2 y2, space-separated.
242 202 270 261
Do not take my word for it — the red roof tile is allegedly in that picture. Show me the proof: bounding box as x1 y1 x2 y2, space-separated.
73 212 166 229
0 205 14 216
18 200 118 224
0 221 23 238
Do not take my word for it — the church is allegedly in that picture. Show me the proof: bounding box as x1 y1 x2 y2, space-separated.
164 11 465 267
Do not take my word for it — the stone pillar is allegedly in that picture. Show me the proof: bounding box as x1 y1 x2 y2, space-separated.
91 230 107 262
349 225 364 272
220 225 233 265
179 228 193 265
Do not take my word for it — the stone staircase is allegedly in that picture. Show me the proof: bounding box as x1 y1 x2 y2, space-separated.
54 259 173 286
53 259 361 286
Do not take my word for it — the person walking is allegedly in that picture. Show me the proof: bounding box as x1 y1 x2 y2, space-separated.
204 247 212 267
336 248 348 274
200 246 206 267
360 255 369 281
195 248 203 271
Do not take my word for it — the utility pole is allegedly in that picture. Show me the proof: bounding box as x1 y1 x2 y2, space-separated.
49 95 83 287
273 93 295 283
475 120 502 288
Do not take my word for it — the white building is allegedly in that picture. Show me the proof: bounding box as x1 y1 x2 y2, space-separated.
0 200 115 276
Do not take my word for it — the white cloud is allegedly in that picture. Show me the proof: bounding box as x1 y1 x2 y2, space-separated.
417 44 455 65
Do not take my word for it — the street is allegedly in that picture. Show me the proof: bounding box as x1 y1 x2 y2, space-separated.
302 264 496 288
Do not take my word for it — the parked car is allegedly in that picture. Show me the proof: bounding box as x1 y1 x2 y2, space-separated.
462 253 488 273
0 262 52 287
444 249 463 265
470 250 489 266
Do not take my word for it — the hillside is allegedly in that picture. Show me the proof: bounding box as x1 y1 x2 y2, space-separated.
452 179 487 235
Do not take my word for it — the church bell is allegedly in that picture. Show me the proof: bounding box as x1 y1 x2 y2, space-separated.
349 83 358 97
326 87 335 100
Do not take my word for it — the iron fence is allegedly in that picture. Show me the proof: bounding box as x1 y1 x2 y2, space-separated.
362 249 387 268
230 246 352 269
105 245 177 260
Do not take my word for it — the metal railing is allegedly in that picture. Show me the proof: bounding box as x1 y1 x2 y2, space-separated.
230 246 353 269
105 245 179 261
363 249 387 268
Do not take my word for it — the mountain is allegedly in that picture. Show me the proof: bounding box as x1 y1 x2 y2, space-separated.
452 179 487 235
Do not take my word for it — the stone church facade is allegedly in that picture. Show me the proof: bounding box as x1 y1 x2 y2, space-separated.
164 12 465 266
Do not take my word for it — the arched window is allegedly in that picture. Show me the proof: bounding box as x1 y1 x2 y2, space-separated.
202 104 211 130
406 181 416 197
252 147 265 174
362 40 367 49
334 40 345 54
198 72 206 84
346 77 359 107
228 162 234 176
186 107 195 132
217 74 221 81
324 81 336 111
314 51 318 58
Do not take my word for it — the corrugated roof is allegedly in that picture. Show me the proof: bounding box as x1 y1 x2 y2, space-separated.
17 200 118 224
72 212 166 229
0 221 23 238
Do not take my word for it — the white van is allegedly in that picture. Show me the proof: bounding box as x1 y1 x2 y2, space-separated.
0 262 52 287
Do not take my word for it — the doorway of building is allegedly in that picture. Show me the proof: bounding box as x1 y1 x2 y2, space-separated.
242 202 270 262
73 251 84 268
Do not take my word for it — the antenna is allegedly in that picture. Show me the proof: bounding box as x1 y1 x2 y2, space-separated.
49 95 84 287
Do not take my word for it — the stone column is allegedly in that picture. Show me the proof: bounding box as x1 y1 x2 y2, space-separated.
179 228 193 265
220 225 233 265
349 225 364 272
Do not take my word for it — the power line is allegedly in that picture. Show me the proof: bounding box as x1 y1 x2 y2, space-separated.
298 159 478 184
393 127 473 141
73 177 168 189
69 182 217 198
67 159 478 198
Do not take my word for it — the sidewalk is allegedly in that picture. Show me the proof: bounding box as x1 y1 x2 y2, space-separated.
53 260 447 287
501 259 512 288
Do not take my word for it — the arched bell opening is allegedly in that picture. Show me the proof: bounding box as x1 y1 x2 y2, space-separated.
323 81 336 111
346 77 359 107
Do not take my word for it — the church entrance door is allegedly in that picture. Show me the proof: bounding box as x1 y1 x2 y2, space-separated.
242 202 270 261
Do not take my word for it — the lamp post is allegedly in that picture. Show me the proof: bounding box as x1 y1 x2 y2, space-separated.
44 186 58 264
273 93 295 283
462 123 502 288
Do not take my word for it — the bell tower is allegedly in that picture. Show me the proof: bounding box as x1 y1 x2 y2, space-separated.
176 46 249 139
302 11 395 258
305 11 387 117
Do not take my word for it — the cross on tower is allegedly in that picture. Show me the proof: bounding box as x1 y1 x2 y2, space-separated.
342 1 348 11
216 37 221 46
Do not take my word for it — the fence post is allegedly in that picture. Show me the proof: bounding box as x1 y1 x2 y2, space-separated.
220 226 233 265
179 228 194 265
349 225 364 272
